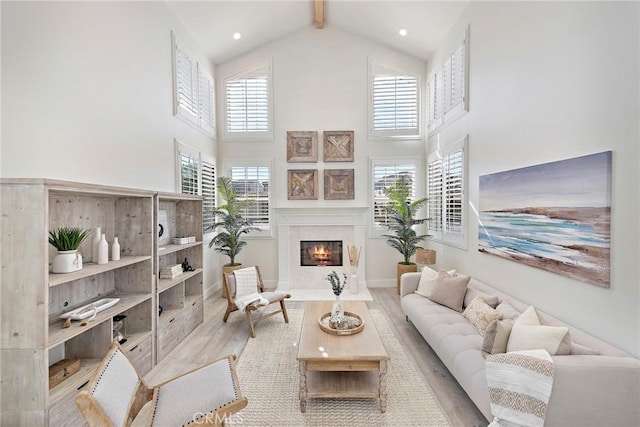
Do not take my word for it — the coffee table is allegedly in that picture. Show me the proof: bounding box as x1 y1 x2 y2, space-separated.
297 300 390 412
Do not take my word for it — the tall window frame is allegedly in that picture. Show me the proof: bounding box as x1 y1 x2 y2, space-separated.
427 135 467 248
223 61 273 142
370 158 420 236
175 140 216 233
223 160 273 236
172 32 215 138
368 58 421 140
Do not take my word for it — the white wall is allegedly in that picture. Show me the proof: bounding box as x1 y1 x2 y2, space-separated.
215 26 427 285
426 1 639 356
0 1 221 294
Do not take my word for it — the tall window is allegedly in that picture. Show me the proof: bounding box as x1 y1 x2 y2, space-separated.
371 159 418 231
427 136 467 248
369 59 420 139
176 140 216 232
172 32 215 138
223 61 273 141
227 163 271 233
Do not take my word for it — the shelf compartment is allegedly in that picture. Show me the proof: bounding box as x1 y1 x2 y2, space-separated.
49 256 151 287
48 357 101 407
157 268 202 293
49 293 151 349
158 241 202 257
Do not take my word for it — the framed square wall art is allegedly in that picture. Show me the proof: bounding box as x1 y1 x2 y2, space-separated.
287 169 318 200
287 131 318 162
323 130 354 162
478 151 612 288
324 169 354 200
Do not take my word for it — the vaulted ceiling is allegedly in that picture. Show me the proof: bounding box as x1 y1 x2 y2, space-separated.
165 0 469 64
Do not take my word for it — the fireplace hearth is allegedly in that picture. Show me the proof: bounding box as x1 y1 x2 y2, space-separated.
300 240 343 266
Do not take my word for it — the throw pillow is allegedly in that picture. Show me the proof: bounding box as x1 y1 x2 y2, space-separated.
463 287 499 309
495 301 521 320
462 296 503 336
424 270 470 312
482 319 515 355
415 268 456 298
571 342 601 355
506 306 572 355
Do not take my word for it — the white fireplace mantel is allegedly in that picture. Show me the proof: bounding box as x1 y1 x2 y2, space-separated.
274 207 368 291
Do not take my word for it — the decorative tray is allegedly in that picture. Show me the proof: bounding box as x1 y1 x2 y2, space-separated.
60 298 120 320
319 311 364 336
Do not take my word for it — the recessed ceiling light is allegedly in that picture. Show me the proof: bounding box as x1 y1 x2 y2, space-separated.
233 32 242 40
398 28 408 37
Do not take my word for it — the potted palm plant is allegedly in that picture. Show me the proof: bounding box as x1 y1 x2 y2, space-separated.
49 226 91 273
382 179 428 294
208 176 260 295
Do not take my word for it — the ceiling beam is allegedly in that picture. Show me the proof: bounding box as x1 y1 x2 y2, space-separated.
315 0 324 29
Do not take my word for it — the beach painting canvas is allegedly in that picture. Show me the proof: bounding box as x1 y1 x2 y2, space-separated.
478 151 611 287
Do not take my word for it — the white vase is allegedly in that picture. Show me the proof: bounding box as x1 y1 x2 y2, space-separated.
92 227 101 263
330 294 344 325
52 250 82 273
111 237 120 261
97 234 108 265
349 273 358 294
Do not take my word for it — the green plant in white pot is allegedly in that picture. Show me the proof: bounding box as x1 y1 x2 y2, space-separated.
49 226 91 273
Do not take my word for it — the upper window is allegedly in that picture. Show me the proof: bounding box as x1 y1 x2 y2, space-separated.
223 61 273 141
175 140 216 232
427 26 469 135
369 59 420 139
172 32 215 138
427 136 467 248
371 158 418 233
226 162 272 234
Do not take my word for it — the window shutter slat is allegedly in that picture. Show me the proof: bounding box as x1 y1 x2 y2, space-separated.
371 62 419 137
230 165 270 229
372 162 417 228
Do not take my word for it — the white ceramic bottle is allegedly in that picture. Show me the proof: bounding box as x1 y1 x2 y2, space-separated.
92 227 102 263
111 237 120 261
97 234 109 265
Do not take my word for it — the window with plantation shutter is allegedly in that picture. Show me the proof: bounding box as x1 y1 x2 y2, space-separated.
175 140 216 233
427 26 468 135
369 59 420 139
172 31 216 138
427 136 467 248
227 163 271 233
371 159 418 231
223 62 273 141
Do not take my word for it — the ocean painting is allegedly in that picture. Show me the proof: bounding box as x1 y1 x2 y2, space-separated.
478 151 611 287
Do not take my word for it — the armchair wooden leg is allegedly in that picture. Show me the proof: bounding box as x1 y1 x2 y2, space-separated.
223 305 233 322
245 309 256 338
280 300 289 324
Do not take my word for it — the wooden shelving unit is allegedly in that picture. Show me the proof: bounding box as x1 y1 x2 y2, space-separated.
155 192 204 364
0 179 155 426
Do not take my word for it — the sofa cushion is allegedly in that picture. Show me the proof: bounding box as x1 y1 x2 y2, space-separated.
463 296 502 336
482 319 515 355
571 342 601 355
495 301 520 319
463 287 499 308
422 270 470 312
507 306 572 355
415 268 456 298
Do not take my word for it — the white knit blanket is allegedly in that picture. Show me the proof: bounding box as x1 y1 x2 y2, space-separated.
486 350 555 427
233 267 268 312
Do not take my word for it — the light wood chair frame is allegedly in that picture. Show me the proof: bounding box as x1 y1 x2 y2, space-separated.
75 342 247 427
223 266 291 338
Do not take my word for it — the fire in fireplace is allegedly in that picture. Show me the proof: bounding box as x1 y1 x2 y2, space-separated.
300 240 343 266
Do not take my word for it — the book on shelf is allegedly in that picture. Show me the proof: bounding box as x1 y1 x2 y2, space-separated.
160 264 183 279
173 236 196 245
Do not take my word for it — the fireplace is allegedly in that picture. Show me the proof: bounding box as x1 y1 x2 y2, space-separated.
300 240 343 266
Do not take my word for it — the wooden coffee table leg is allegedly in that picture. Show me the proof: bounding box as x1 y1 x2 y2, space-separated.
299 361 307 413
379 360 388 413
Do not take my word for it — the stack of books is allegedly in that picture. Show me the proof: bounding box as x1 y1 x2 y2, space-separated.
160 264 182 279
173 236 196 245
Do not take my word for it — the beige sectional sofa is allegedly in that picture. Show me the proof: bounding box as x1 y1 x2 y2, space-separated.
400 268 640 426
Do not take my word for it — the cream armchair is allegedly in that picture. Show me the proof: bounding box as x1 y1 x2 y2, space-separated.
75 343 247 426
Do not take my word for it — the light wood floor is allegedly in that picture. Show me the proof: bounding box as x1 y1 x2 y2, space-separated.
145 288 488 427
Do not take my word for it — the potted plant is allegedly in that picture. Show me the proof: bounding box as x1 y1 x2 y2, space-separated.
49 226 91 273
382 179 428 294
208 176 260 295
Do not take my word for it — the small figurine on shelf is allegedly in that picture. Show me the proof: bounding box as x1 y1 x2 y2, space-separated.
182 258 195 272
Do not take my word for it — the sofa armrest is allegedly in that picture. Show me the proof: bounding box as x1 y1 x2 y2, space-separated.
400 272 421 298
546 356 640 426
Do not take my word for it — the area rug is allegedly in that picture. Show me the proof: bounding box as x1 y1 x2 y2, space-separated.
229 309 450 426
